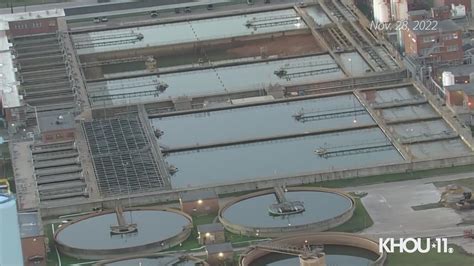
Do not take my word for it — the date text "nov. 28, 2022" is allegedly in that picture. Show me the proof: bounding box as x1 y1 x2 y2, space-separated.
370 20 439 32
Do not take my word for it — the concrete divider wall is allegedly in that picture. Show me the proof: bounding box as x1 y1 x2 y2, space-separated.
54 207 193 260
92 72 407 117
218 187 355 238
41 154 474 219
239 232 386 266
91 88 266 117
79 29 310 62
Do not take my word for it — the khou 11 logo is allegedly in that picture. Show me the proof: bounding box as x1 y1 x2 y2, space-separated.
379 238 454 254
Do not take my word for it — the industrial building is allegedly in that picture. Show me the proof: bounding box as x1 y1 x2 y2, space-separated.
197 223 226 245
205 242 234 265
180 190 220 215
1 0 474 265
18 211 46 266
403 19 463 62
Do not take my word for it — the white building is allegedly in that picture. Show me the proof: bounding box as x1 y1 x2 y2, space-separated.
0 194 24 265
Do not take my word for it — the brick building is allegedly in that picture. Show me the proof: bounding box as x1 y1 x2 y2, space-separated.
403 19 463 62
444 84 473 108
179 190 219 216
431 6 452 20
434 0 471 12
3 9 63 37
439 64 474 84
197 223 225 245
18 212 46 266
205 242 234 266
435 65 474 111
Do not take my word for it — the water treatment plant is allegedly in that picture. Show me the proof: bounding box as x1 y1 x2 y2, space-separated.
2 0 474 265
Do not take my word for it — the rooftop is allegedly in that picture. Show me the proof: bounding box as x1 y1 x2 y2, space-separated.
0 9 65 22
0 51 21 108
407 10 430 16
432 5 450 11
0 15 21 109
441 64 474 76
180 190 217 202
205 242 233 254
445 83 474 95
0 30 10 50
18 211 42 238
37 110 75 132
197 223 224 233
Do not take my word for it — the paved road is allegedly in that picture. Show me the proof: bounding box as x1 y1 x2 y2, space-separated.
66 0 296 31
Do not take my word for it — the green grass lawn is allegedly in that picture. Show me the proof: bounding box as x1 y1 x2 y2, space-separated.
168 213 262 251
386 245 474 266
332 197 373 233
411 202 444 211
165 213 217 252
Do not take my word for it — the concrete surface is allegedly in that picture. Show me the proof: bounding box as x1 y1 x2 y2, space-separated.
10 141 39 210
344 172 474 239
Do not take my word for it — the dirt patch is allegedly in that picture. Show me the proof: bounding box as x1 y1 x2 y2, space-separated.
227 34 323 58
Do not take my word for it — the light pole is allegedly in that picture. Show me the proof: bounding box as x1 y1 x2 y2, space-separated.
348 57 353 77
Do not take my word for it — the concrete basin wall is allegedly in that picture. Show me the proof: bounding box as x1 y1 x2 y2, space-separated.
54 207 193 260
218 187 355 238
96 254 209 266
41 154 474 219
239 232 386 266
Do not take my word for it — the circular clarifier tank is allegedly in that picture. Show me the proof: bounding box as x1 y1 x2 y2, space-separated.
103 258 196 266
219 187 354 237
248 245 379 266
97 254 209 266
240 232 385 266
54 207 193 260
